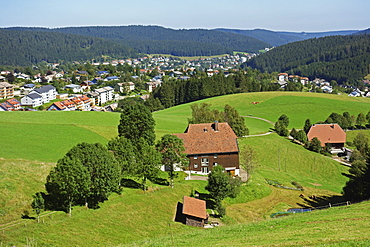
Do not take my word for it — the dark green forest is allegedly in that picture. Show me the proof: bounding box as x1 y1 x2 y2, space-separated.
216 28 358 47
146 70 280 111
0 29 137 66
7 26 270 56
243 34 370 84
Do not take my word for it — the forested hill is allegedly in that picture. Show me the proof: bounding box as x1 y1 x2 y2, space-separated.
242 34 370 84
0 29 137 66
215 28 359 47
8 26 270 56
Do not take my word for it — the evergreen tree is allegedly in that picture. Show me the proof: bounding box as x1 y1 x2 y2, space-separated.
290 128 297 140
278 114 289 128
31 192 45 223
303 118 312 134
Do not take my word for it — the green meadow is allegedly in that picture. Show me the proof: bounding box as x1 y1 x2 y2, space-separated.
1 92 369 246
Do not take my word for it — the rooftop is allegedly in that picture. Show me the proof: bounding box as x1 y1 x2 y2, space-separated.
307 124 346 147
182 196 207 219
174 122 238 155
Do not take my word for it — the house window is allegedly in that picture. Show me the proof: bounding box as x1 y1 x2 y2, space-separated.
194 164 198 168
201 158 209 166
213 162 218 166
214 154 218 158
194 155 198 160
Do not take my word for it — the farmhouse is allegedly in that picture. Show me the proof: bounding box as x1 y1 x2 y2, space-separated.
182 196 208 227
307 124 346 153
174 121 240 176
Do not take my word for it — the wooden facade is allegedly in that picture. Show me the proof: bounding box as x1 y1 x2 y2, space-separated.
174 122 240 175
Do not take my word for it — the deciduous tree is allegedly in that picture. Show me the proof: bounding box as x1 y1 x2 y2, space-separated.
118 104 155 146
156 134 188 188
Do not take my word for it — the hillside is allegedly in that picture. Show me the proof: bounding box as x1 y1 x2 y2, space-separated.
216 28 358 46
0 29 137 66
243 34 370 84
7 26 270 57
2 92 368 246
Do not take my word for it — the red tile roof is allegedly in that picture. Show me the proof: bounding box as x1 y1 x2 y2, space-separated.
307 124 346 147
182 196 207 219
174 122 238 155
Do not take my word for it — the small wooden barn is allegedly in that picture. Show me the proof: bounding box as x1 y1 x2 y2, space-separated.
182 196 208 227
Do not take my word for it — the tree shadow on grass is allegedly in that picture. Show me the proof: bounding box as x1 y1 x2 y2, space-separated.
297 194 349 208
121 178 142 189
195 191 216 210
149 177 169 186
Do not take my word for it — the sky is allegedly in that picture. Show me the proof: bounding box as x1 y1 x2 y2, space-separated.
1 0 369 32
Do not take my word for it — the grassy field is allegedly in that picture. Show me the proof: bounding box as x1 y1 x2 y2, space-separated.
129 200 370 247
0 111 119 162
1 92 368 246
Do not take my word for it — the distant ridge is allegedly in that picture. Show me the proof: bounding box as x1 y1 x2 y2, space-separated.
243 33 370 84
7 26 270 57
215 28 359 46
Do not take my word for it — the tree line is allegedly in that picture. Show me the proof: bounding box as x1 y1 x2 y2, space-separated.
147 70 280 111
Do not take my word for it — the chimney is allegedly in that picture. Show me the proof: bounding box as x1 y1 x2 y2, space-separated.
214 120 219 132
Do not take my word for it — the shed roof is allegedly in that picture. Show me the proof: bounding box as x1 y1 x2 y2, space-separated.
307 124 346 147
174 122 238 155
182 196 207 219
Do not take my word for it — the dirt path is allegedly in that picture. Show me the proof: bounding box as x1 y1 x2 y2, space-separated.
242 116 275 125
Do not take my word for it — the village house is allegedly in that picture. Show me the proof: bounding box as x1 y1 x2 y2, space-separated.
86 86 114 105
182 196 208 227
115 82 135 93
0 82 14 99
47 95 92 111
20 85 57 107
173 121 240 176
65 84 82 93
307 123 346 153
0 98 22 111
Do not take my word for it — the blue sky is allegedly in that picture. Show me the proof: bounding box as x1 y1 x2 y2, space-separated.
2 0 369 32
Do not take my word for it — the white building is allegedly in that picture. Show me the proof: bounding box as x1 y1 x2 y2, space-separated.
94 86 114 105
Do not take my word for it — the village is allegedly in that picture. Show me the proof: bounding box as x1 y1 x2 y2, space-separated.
0 53 368 112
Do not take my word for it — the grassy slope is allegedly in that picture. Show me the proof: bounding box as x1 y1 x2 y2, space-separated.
154 91 370 137
0 111 119 162
130 200 370 247
1 92 368 245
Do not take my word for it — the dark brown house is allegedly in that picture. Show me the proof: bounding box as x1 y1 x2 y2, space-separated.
174 122 240 176
182 196 208 227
